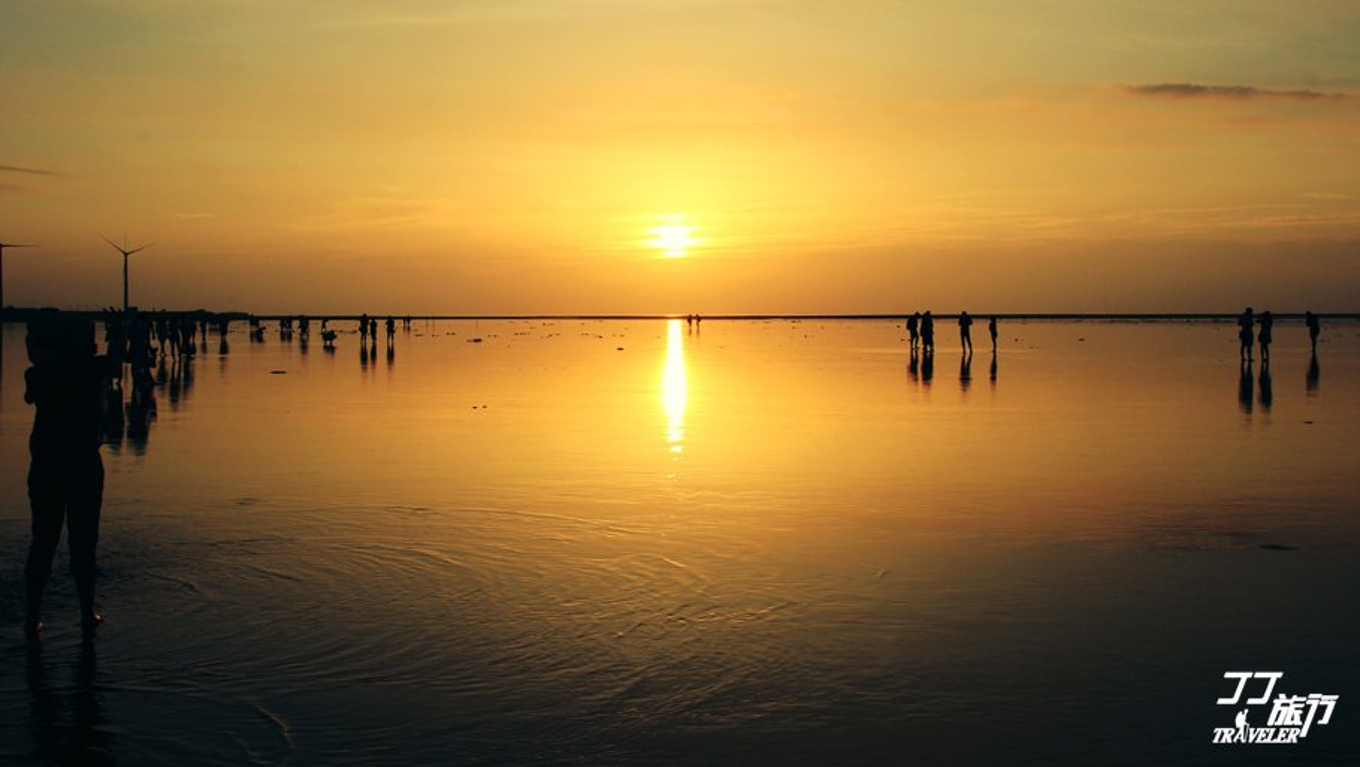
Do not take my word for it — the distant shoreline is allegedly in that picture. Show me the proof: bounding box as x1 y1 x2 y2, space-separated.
2 310 1358 323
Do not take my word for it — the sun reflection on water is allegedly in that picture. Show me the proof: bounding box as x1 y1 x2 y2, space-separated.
662 319 687 453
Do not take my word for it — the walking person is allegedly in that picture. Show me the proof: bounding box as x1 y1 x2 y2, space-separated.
1258 311 1273 362
958 311 974 354
23 313 114 639
906 313 920 351
1237 307 1255 361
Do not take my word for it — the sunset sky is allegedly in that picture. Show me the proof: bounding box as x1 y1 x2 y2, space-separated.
2 1 1359 315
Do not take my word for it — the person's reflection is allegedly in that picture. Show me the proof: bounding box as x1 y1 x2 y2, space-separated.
166 358 183 411
360 337 370 368
126 380 157 455
907 348 919 384
181 355 194 400
959 350 973 392
1238 360 1254 414
1306 352 1320 396
989 351 997 385
102 385 125 453
1258 359 1273 411
386 337 395 367
27 640 115 765
921 348 934 385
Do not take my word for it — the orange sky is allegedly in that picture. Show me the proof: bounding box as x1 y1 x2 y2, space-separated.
2 1 1359 314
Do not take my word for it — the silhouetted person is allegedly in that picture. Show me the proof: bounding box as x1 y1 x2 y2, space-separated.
921 311 935 353
23 314 113 639
1238 359 1253 414
1305 311 1320 353
958 311 974 353
906 313 919 351
1237 307 1254 361
1257 311 1273 362
988 316 998 351
386 316 395 341
359 314 370 342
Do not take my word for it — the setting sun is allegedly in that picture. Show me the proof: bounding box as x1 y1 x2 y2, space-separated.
649 225 697 258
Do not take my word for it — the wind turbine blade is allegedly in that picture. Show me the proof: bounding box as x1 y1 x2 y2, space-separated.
102 235 124 252
128 243 153 255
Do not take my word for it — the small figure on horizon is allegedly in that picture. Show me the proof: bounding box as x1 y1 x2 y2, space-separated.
359 314 370 343
906 313 920 351
386 316 396 341
921 311 934 353
1305 311 1321 354
23 313 114 639
1237 307 1255 361
1257 311 1273 362
958 311 973 354
988 316 998 351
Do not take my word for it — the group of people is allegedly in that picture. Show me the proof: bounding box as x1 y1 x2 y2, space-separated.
905 311 999 354
1237 308 1322 362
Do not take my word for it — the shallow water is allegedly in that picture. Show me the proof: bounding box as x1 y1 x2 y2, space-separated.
1 318 1357 766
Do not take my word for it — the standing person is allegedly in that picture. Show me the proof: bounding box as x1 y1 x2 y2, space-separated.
988 316 998 351
386 316 396 342
921 311 935 354
906 313 920 351
1258 311 1274 362
1305 311 1321 353
1237 307 1255 361
958 311 974 353
23 314 114 639
359 314 370 343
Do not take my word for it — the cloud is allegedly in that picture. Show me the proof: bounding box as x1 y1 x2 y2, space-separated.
1123 83 1344 101
0 164 64 176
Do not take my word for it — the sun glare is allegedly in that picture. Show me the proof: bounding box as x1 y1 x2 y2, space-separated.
649 225 697 258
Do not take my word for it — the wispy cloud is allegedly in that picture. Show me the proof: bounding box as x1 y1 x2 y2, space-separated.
0 164 65 176
1123 83 1345 101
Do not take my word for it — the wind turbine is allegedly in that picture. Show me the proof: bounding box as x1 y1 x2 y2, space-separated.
103 236 152 313
0 241 37 316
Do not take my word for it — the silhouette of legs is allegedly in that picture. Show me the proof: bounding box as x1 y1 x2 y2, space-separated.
25 457 104 636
